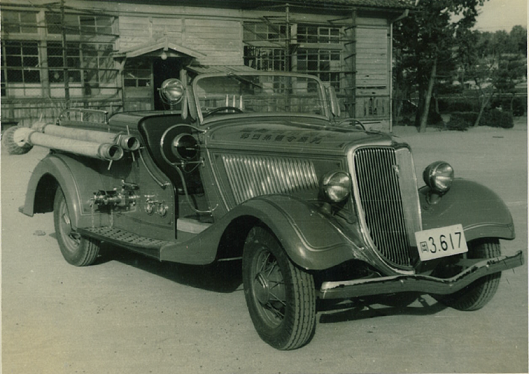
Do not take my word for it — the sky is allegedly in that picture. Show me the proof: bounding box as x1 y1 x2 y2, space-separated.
474 0 527 32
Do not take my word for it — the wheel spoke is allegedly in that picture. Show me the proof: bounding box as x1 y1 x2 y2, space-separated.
268 291 286 306
263 301 285 319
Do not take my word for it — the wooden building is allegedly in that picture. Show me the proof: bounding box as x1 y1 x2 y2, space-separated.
1 0 411 130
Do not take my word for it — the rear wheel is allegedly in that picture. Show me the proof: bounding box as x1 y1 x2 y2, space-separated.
54 187 100 266
432 239 501 311
243 227 316 350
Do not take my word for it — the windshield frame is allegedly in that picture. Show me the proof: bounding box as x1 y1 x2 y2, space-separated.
190 72 331 125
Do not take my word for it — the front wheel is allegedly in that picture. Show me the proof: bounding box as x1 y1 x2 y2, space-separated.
243 227 316 350
54 187 100 266
432 239 502 311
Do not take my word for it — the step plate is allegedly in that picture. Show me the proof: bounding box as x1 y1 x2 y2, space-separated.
80 227 169 250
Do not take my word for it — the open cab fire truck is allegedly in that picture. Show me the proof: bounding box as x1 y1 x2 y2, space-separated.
4 72 523 350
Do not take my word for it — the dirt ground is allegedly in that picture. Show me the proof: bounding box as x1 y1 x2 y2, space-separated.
2 118 527 374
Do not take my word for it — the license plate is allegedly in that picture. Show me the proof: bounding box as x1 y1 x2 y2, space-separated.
415 224 468 261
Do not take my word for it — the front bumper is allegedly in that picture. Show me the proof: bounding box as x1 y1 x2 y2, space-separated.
319 251 524 300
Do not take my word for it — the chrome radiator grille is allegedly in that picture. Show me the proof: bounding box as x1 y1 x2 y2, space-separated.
222 155 319 204
353 147 421 268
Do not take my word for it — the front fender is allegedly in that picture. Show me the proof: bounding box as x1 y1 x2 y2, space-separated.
420 179 515 241
228 195 366 270
160 195 367 269
21 153 105 229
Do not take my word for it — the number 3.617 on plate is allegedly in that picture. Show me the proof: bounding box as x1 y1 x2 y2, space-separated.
415 224 468 261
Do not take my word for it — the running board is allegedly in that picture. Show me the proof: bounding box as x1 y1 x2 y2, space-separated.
78 227 170 259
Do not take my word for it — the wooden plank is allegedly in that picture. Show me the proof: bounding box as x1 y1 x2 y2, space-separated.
357 17 388 27
185 19 240 28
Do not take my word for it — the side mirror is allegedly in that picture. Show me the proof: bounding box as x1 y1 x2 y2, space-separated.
326 86 341 118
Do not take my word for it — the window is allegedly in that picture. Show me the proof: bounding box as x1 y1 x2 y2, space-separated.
124 60 151 87
243 22 344 90
2 11 38 34
243 23 287 42
297 25 340 44
47 42 116 95
46 13 114 35
244 46 286 71
297 49 342 89
243 22 288 71
2 41 41 84
47 42 81 83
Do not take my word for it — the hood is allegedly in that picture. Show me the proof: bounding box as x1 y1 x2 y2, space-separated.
204 117 394 155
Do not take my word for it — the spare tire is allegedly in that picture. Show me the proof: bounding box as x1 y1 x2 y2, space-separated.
2 126 33 155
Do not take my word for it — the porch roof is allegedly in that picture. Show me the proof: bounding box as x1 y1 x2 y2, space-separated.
113 37 206 59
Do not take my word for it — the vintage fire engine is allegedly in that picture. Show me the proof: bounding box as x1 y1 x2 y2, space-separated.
4 72 523 350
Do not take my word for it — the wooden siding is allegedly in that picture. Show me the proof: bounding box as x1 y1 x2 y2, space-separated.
355 27 389 90
118 16 243 66
184 19 242 65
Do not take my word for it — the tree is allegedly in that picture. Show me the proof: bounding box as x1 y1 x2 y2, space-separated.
459 26 527 124
394 0 486 132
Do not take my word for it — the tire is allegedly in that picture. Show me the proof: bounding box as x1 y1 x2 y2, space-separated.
2 126 32 155
432 239 501 311
54 187 100 266
243 227 316 350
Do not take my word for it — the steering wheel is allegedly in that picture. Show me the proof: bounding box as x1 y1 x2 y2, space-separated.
203 106 243 118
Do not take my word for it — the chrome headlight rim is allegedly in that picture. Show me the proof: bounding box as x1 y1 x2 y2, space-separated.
160 78 185 105
423 161 454 194
321 171 352 203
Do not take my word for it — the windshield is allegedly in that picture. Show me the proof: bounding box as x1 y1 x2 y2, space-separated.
192 73 328 121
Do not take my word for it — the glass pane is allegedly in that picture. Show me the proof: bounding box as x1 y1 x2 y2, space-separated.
25 70 41 83
7 69 23 82
3 11 20 33
22 45 38 55
20 13 38 33
48 57 63 68
84 70 98 83
5 42 21 55
6 56 22 67
97 26 112 34
80 16 95 26
98 17 113 27
124 78 137 87
67 57 80 68
69 70 81 82
24 56 39 67
46 13 62 34
50 70 63 83
64 15 80 35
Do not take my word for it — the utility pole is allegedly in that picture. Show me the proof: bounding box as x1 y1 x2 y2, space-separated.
60 0 70 107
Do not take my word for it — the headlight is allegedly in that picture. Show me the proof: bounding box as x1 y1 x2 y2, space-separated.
321 171 352 203
423 161 454 194
160 78 185 104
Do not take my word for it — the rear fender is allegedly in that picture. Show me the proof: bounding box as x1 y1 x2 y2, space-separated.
22 153 105 229
420 179 515 241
